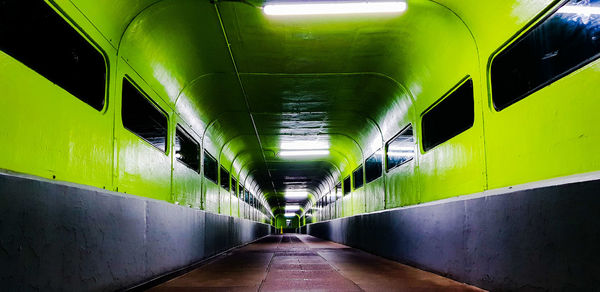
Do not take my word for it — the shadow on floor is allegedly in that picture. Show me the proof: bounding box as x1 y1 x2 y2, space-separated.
148 234 485 292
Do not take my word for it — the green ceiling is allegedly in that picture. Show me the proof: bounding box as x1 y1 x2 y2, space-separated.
69 0 555 213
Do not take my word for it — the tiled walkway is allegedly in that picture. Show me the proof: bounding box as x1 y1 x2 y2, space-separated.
149 234 485 291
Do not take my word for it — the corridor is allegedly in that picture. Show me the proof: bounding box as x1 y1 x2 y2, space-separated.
149 235 484 291
2 0 599 290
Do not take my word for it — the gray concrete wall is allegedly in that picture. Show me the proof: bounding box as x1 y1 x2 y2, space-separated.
0 172 270 291
308 178 600 291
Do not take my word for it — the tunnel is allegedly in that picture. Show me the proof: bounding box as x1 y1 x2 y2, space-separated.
1 0 600 290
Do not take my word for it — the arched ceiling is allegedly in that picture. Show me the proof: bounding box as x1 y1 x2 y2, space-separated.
70 0 556 215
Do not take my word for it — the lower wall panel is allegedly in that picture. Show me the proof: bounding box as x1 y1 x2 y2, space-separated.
0 172 270 291
308 179 600 291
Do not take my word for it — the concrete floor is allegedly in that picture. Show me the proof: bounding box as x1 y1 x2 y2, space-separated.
149 234 485 292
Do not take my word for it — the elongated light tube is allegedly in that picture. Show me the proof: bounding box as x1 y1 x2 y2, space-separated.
558 5 600 15
279 150 329 157
285 205 301 211
263 1 407 16
281 140 329 150
285 191 309 199
284 213 297 217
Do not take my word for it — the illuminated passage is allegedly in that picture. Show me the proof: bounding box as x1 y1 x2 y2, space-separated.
149 235 484 291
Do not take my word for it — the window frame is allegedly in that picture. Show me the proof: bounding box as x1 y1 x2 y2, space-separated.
220 165 230 191
232 177 238 194
343 176 351 195
352 165 364 190
489 1 600 111
0 1 110 112
174 124 200 173
203 150 218 183
365 148 383 183
420 77 474 152
121 76 169 154
385 124 415 172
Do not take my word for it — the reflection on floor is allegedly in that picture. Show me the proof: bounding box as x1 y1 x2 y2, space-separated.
149 234 485 291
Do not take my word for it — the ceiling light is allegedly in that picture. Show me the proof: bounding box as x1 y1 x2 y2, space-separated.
284 213 297 217
558 5 600 15
263 1 407 16
284 191 309 199
285 205 301 211
279 150 330 157
280 140 329 150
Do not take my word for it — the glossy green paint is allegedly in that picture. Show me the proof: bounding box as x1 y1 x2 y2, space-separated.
0 0 269 222
1 0 598 227
0 0 115 190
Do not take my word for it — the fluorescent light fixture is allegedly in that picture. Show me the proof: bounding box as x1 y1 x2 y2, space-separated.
558 5 600 15
284 213 297 217
279 150 330 157
285 191 309 199
263 1 407 16
280 140 329 150
285 205 301 211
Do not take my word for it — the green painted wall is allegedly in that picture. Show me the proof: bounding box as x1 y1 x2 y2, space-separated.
310 0 600 223
0 0 270 224
1 0 598 228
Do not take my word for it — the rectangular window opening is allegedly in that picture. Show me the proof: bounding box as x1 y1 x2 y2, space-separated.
203 151 218 183
0 1 107 111
343 176 351 195
365 149 383 183
232 177 238 194
353 166 364 190
422 78 474 152
175 126 200 172
220 166 230 190
491 0 600 111
122 78 168 153
386 125 415 171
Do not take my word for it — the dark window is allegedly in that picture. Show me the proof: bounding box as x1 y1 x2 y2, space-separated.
0 1 106 111
365 149 383 183
491 0 600 111
422 78 474 152
386 125 415 171
203 151 218 183
343 177 351 195
220 166 230 190
175 126 199 172
122 78 168 152
353 166 364 190
232 177 238 194
239 185 243 198
335 183 342 199
245 190 250 203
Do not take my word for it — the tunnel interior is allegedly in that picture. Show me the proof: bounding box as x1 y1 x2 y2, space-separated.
1 0 600 290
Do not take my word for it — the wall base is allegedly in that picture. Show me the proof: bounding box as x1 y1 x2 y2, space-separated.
308 177 600 291
0 172 270 291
